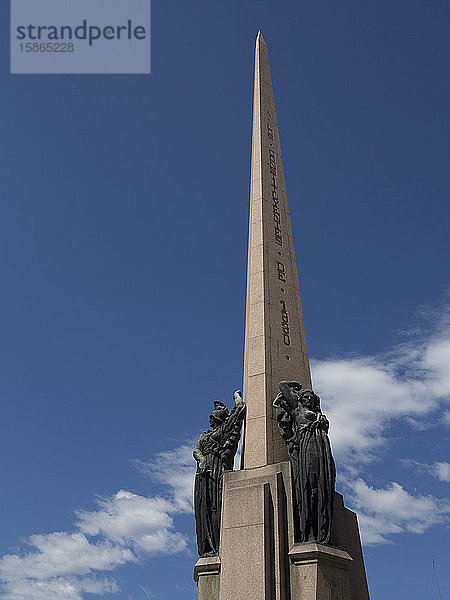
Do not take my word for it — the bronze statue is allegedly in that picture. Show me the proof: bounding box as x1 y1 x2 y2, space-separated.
274 381 335 544
193 390 246 556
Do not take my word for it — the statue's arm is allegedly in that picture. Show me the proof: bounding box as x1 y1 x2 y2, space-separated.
318 414 329 433
223 390 246 434
273 392 283 407
278 381 300 409
233 389 244 409
193 439 208 474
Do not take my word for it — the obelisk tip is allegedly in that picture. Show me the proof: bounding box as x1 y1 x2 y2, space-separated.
256 30 266 46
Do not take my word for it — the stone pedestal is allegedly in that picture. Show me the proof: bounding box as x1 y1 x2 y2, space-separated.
331 493 370 600
218 462 294 600
289 543 352 600
194 465 370 600
194 556 221 600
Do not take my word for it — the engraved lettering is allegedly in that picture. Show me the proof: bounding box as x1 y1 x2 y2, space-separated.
277 261 287 282
269 149 277 175
280 299 291 346
268 147 283 246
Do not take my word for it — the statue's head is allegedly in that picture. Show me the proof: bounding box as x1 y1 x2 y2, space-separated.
209 401 229 428
298 389 320 411
291 382 302 396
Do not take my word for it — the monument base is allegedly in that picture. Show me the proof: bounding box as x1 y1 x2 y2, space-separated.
289 543 352 600
331 493 370 600
194 464 370 600
218 462 293 600
194 556 221 600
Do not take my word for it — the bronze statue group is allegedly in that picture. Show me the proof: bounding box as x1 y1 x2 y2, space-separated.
193 382 335 556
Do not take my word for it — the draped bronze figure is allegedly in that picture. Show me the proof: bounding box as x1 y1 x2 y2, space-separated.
193 391 246 557
274 381 335 544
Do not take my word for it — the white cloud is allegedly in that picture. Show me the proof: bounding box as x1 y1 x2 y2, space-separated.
0 533 133 582
76 491 186 555
313 323 450 467
433 461 450 482
313 356 429 464
0 576 118 600
310 307 450 544
138 584 152 599
0 448 194 600
400 458 450 484
349 479 450 544
423 338 450 398
132 443 195 513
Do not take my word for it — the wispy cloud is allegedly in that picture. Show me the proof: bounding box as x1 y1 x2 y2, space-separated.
138 585 152 599
313 315 450 467
0 575 119 600
432 461 450 482
400 458 450 484
312 306 450 544
0 447 194 600
76 491 187 555
132 443 195 513
349 479 450 544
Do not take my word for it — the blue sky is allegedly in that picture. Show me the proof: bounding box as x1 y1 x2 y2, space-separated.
0 1 449 599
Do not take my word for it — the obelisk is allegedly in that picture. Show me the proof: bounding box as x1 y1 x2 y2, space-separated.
242 31 311 469
194 32 370 600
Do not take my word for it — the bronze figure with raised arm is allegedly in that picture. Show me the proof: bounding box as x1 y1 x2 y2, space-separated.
274 381 335 544
193 390 246 557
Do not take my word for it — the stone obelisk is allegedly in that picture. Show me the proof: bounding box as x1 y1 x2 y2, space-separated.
194 32 370 600
242 31 311 470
